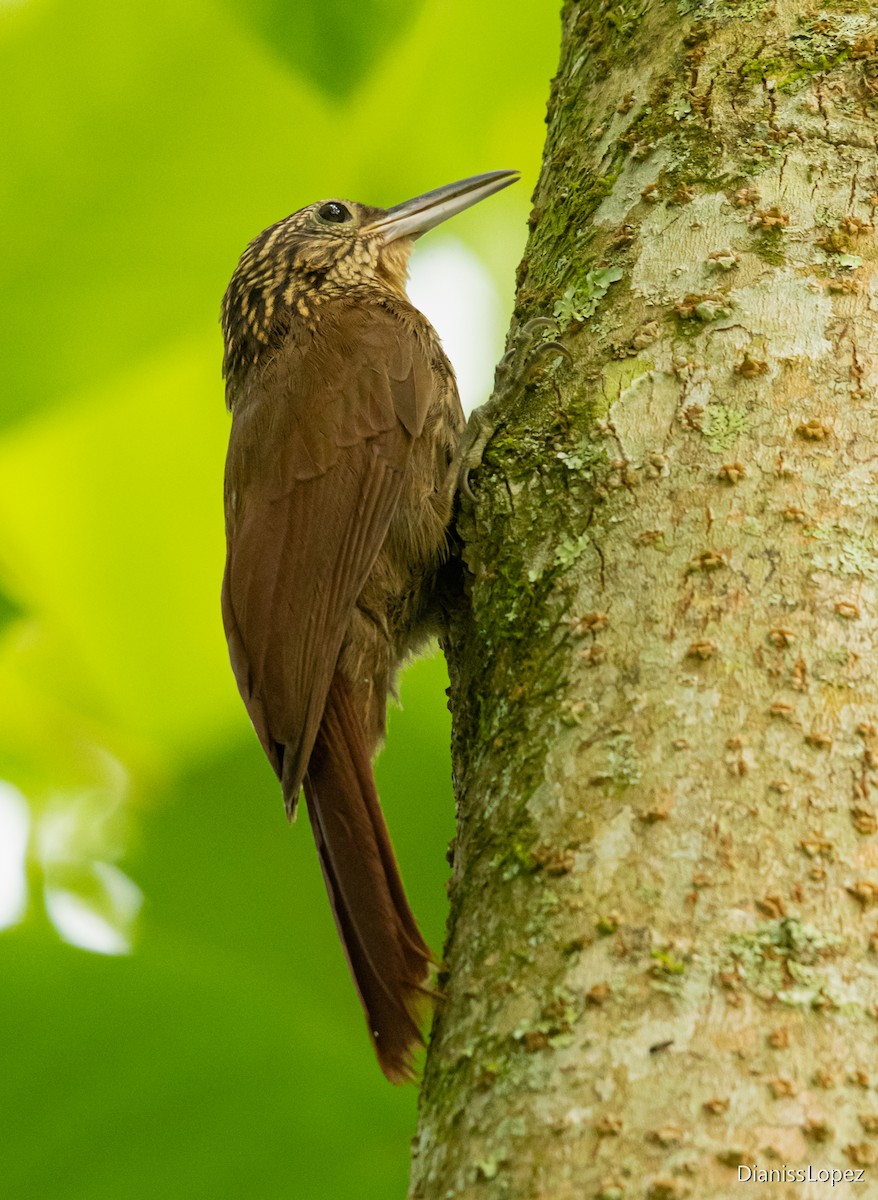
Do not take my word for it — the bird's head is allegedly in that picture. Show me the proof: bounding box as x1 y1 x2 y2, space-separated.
221 169 519 380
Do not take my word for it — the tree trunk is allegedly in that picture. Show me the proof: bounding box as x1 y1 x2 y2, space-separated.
410 2 878 1197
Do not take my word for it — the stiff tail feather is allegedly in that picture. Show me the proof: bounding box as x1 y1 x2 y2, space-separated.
301 670 432 1082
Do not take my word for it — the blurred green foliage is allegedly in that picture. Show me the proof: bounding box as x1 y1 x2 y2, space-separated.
0 0 559 1194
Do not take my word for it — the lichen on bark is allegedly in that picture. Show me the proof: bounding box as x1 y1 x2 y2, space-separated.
412 2 878 1197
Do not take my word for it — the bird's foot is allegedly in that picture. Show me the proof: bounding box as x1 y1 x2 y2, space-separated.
457 405 499 503
457 317 571 502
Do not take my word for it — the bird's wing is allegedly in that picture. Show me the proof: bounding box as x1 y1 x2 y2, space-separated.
221 300 436 813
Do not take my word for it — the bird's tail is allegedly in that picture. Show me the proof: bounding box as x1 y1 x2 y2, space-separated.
301 670 432 1082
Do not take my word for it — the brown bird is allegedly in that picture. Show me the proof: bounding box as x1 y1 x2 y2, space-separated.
220 170 519 1081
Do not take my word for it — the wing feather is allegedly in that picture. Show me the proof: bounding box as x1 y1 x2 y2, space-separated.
222 300 437 811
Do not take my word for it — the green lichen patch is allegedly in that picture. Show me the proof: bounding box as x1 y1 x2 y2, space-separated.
738 54 788 84
474 1158 501 1182
650 947 687 995
678 0 770 19
621 99 730 196
720 918 842 1007
810 529 878 580
752 225 787 266
553 531 593 572
493 839 544 883
553 267 624 329
702 404 749 453
729 10 869 96
588 730 643 789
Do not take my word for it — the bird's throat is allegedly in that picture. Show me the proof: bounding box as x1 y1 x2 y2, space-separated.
375 239 414 300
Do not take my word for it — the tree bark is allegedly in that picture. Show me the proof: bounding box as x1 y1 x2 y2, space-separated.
410 2 878 1197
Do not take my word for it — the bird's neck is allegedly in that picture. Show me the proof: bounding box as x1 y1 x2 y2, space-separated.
222 278 436 409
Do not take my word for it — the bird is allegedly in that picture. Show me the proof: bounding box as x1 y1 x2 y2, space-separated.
220 169 519 1081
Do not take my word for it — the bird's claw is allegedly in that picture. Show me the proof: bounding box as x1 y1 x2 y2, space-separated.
531 340 572 366
457 407 497 503
520 316 559 336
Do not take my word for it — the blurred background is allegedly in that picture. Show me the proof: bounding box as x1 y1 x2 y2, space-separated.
0 1 559 1194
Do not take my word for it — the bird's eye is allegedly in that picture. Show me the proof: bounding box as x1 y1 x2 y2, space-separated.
318 202 351 224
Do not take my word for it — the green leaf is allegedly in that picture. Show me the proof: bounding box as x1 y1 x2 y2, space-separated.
0 930 412 1200
217 0 425 96
1 735 421 1200
0 582 24 637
